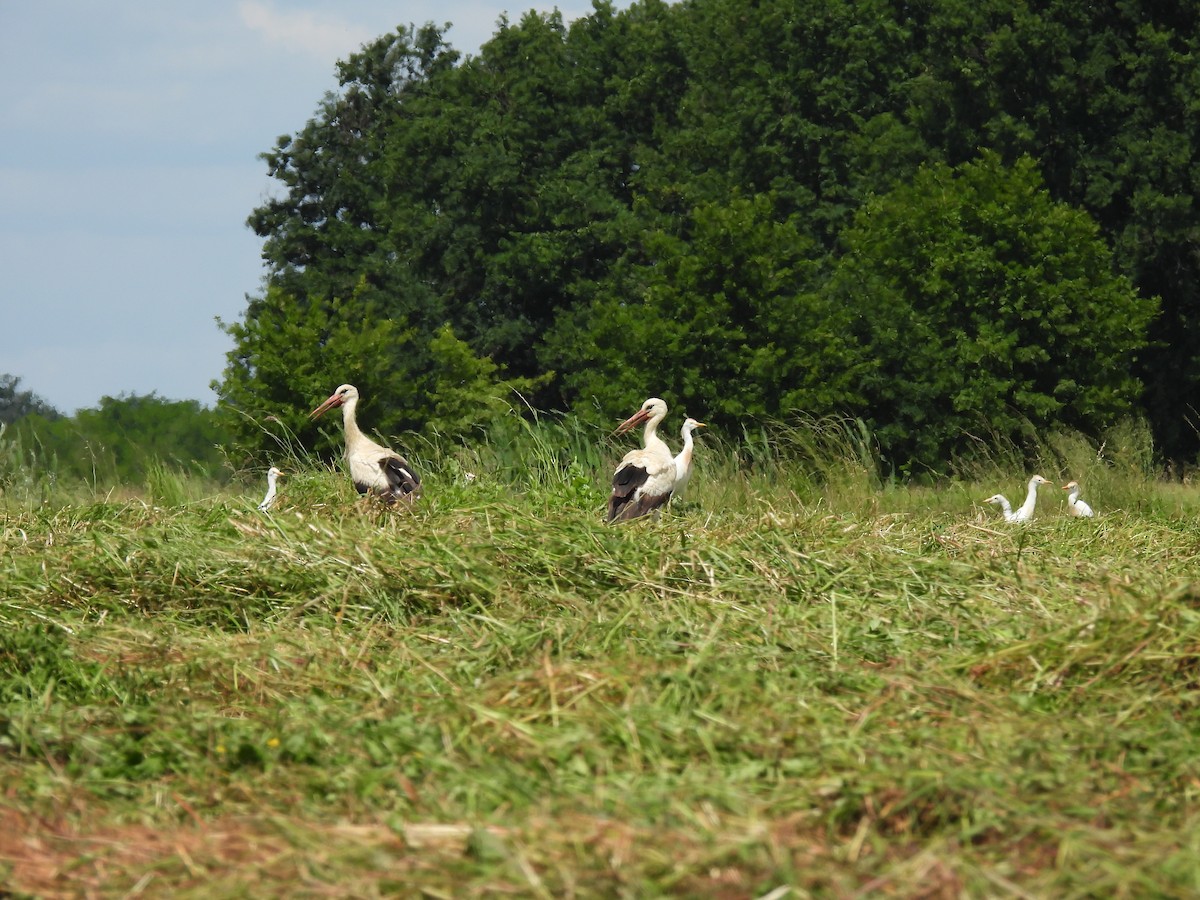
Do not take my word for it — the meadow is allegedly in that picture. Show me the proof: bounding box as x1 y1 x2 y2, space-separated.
3 417 1200 897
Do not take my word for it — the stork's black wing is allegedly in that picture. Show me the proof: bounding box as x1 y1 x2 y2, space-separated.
379 455 421 502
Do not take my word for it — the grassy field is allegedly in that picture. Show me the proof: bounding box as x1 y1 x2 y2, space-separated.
3 419 1200 897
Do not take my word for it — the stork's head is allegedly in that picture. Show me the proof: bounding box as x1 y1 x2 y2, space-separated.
310 384 359 419
1029 475 1051 488
615 397 668 435
1062 480 1079 491
983 494 1005 505
267 466 284 478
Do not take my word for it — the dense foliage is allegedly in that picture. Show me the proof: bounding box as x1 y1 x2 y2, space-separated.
0 374 60 426
218 0 1198 470
0 392 230 491
832 154 1154 471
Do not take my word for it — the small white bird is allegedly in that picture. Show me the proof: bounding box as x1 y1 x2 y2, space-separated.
983 493 1017 522
1062 480 1094 517
310 384 421 503
984 475 1052 523
672 417 706 501
607 397 676 522
258 466 283 511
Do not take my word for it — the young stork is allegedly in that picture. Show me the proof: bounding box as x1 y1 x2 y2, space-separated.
310 384 421 503
983 475 1052 523
672 417 706 502
607 397 675 522
1062 480 1095 517
258 466 283 511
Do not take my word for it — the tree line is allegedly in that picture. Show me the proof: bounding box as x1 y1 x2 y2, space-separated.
110 1 1200 473
0 375 228 490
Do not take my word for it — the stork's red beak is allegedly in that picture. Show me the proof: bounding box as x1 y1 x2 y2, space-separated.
614 408 651 435
309 392 343 419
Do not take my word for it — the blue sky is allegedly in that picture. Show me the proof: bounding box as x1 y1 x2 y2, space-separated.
0 2 592 414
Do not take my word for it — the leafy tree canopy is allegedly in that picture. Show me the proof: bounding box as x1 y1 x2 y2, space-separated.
542 194 861 425
830 153 1155 471
225 0 1200 468
0 374 61 426
6 393 228 486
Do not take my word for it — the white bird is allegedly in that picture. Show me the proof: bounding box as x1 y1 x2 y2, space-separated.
672 417 706 501
258 466 283 511
310 384 421 503
1062 480 1094 517
607 398 676 522
983 475 1052 523
983 493 1017 522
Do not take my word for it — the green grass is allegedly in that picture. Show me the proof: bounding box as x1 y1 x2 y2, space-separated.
3 422 1200 896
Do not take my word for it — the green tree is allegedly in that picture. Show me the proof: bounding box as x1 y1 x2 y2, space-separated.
12 395 228 485
829 153 1155 471
249 24 458 308
214 284 417 461
421 324 550 438
891 0 1200 460
374 4 674 381
0 374 61 425
230 0 1200 466
215 285 540 459
543 194 860 425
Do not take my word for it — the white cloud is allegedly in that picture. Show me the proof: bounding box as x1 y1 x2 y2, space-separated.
238 1 375 60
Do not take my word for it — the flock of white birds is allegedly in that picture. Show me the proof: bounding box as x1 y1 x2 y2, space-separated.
984 474 1096 522
254 388 1096 523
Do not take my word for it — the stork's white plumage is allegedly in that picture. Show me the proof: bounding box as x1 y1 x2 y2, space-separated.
258 466 283 511
310 384 421 503
672 417 706 501
984 475 1051 523
607 398 675 522
1062 480 1094 517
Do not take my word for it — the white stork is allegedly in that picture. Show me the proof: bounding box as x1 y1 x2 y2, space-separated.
310 384 421 503
983 475 1051 523
672 417 706 502
258 466 283 511
607 398 675 522
1062 480 1094 517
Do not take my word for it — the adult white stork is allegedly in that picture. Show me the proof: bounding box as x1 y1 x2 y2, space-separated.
1062 480 1094 517
258 466 283 511
310 384 421 503
983 475 1051 523
672 417 706 502
607 397 676 522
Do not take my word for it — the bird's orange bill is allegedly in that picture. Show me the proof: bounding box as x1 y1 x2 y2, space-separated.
614 408 651 435
309 392 343 419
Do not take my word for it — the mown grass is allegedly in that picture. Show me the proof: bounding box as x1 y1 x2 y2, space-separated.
3 418 1200 896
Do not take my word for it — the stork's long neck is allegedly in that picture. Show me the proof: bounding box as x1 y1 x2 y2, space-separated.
341 396 365 449
644 413 670 456
1067 487 1081 505
1018 479 1040 518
